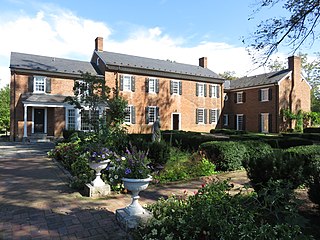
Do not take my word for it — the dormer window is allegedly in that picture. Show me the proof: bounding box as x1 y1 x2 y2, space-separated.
34 76 45 93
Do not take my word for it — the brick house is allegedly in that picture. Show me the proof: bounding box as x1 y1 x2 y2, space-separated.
9 37 224 141
222 56 311 133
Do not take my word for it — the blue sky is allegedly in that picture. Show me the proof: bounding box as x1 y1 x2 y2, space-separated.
0 0 313 88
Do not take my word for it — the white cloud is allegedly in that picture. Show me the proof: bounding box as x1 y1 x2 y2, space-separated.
0 6 268 88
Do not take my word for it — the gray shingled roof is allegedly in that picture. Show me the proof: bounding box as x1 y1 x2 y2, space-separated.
10 52 101 76
96 51 221 79
21 93 68 104
229 69 291 89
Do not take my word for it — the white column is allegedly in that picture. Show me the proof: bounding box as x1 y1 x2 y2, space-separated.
23 105 28 138
44 108 47 134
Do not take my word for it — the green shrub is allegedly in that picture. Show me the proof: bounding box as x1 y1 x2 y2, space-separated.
241 140 274 168
70 154 94 189
148 141 171 166
287 145 320 207
48 141 82 170
279 137 313 148
244 149 307 192
199 141 247 171
133 181 310 240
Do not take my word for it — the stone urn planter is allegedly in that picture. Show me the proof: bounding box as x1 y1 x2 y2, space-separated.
89 160 110 187
122 176 152 216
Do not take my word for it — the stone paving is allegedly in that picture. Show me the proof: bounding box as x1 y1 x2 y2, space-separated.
0 142 249 240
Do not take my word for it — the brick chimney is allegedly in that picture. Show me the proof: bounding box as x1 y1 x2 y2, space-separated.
199 57 207 68
95 37 103 51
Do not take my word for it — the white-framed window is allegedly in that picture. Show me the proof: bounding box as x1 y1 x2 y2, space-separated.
210 84 219 98
170 80 182 95
67 109 76 130
196 108 207 124
223 114 228 126
146 106 159 124
76 80 90 97
34 76 46 93
209 109 219 124
124 105 136 124
197 83 205 97
236 92 243 103
148 78 156 93
236 114 244 130
120 75 135 92
260 113 269 133
260 88 269 102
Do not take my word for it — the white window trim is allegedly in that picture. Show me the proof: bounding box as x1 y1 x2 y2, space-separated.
197 108 205 124
236 114 244 131
148 78 157 94
223 114 228 126
33 76 46 93
210 109 218 124
211 84 219 98
198 83 205 97
236 92 243 104
148 106 157 124
124 105 133 124
261 88 269 102
172 80 180 95
123 74 132 92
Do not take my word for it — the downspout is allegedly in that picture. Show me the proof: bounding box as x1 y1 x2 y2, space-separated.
13 72 16 141
220 84 224 129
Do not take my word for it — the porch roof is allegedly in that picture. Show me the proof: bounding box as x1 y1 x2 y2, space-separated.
21 93 69 107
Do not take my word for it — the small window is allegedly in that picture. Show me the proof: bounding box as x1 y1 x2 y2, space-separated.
210 109 219 124
196 108 207 124
210 84 219 98
124 105 136 124
67 109 76 130
34 76 45 93
147 78 159 93
146 106 159 124
171 80 181 95
260 88 269 102
223 114 228 126
80 110 99 131
236 92 243 103
123 75 132 91
198 83 205 97
120 75 135 92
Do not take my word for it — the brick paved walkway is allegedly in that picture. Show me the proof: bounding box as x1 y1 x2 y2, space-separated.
0 142 249 240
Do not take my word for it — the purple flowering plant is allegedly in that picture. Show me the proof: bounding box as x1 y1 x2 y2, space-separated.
89 147 118 163
108 145 151 184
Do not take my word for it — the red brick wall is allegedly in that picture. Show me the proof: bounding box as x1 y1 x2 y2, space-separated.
105 72 223 134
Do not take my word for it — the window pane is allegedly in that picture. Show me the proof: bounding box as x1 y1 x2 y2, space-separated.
198 84 204 97
34 77 45 92
237 115 243 130
149 107 156 123
261 113 269 133
237 92 243 103
261 89 268 101
198 109 204 123
149 79 155 93
172 81 179 94
223 114 228 126
67 109 76 130
124 106 131 123
212 85 218 98
211 109 217 123
123 76 131 91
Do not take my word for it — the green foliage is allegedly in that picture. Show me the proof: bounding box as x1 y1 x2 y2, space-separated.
48 141 82 170
70 154 94 189
134 181 311 240
0 85 10 134
199 141 247 171
153 149 216 183
244 149 308 192
148 141 171 166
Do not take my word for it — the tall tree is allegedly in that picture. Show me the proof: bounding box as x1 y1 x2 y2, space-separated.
245 0 320 64
0 85 10 136
219 71 238 80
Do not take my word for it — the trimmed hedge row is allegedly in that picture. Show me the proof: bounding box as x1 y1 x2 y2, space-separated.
304 127 320 133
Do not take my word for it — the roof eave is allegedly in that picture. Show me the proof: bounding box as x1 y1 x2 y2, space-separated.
106 64 224 83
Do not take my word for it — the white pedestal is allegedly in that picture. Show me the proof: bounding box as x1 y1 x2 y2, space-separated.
84 183 111 198
116 208 152 231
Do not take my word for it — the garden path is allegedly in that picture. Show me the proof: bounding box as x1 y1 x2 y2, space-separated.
0 142 249 240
